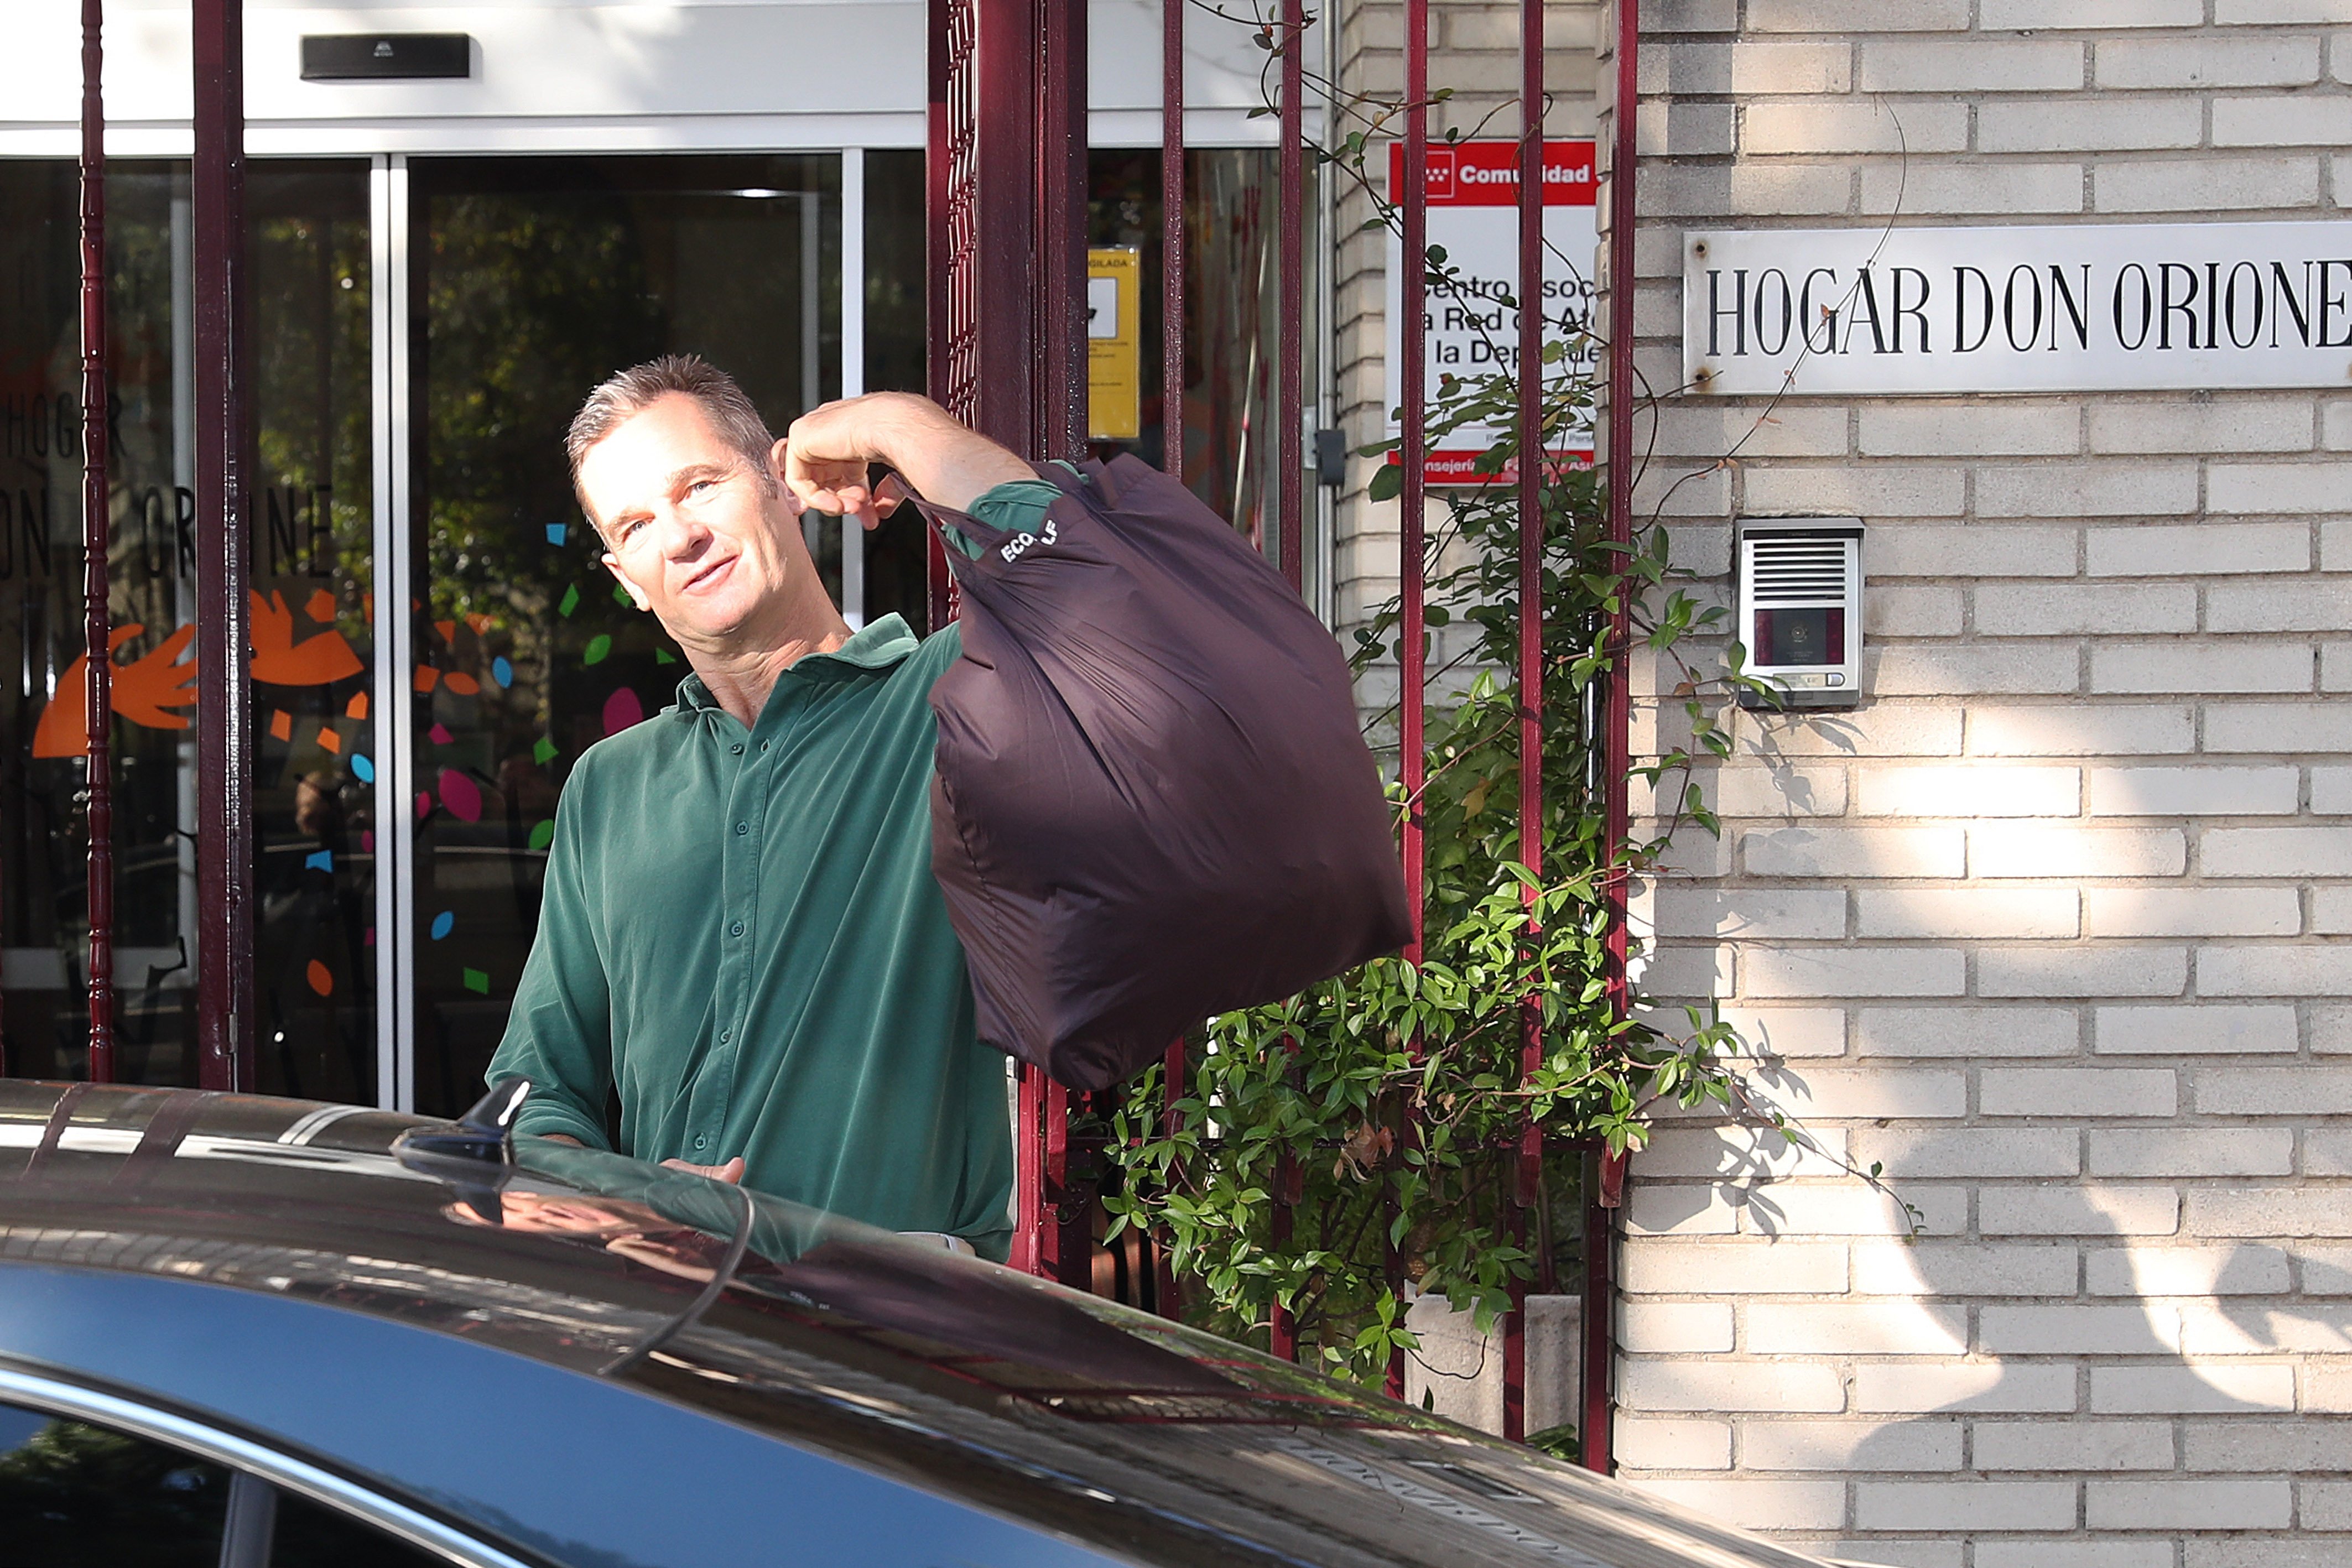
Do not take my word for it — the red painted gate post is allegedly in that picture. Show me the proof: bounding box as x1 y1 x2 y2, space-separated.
1585 0 1645 1478
1384 0 1432 1408
1159 0 1184 486
192 0 254 1092
1502 0 1550 1449
1151 0 1188 1321
928 0 1089 1284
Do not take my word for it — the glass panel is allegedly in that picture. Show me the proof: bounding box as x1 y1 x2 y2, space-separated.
0 159 195 1082
272 1489 447 1567
0 157 373 1095
858 148 932 634
249 162 377 1103
1083 149 1304 563
0 1402 231 1565
407 154 842 1117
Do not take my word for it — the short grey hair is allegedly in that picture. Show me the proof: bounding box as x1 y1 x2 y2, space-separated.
565 355 778 524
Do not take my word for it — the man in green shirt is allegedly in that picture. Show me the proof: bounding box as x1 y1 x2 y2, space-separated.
486 356 1057 1260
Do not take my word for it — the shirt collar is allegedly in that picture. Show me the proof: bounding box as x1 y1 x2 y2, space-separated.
670 614 922 717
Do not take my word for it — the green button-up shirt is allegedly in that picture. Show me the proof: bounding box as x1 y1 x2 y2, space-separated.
487 611 1016 1259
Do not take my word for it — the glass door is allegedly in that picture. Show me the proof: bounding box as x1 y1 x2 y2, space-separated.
249 163 377 1102
402 154 843 1117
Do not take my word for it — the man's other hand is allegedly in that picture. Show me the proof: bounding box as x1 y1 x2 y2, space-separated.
782 391 1037 519
660 1155 746 1184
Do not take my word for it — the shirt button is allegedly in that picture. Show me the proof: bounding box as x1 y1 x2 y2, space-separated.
758 741 770 753
694 1135 708 1150
735 821 748 835
730 920 745 936
719 1029 732 1043
730 743 744 755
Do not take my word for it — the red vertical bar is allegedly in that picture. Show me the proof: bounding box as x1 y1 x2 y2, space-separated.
927 0 950 413
1159 0 1184 480
1037 0 1087 462
1153 1039 1184 1316
1514 0 1546 1143
1398 0 1428 967
1386 0 1431 1411
1044 1086 1077 1279
1503 0 1547 1447
1267 1171 1297 1359
79 0 115 1085
1274 0 1304 595
1011 1066 1044 1274
1584 1151 1622 1471
1027 0 1088 1283
925 0 955 629
1603 8 1637 1055
1267 1032 1302 1359
932 0 1091 1283
1017 1076 1088 1288
975 0 1040 451
1586 0 1642 1478
192 0 253 1092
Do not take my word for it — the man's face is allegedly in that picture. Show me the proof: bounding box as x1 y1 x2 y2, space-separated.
577 393 804 646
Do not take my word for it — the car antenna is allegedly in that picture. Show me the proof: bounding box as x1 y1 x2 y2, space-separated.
392 1077 530 1222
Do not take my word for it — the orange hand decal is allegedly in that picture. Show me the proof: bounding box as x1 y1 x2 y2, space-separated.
32 624 201 757
249 589 363 686
32 636 108 759
115 622 199 727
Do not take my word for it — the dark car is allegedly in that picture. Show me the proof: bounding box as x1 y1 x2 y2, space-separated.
0 1079 1822 1568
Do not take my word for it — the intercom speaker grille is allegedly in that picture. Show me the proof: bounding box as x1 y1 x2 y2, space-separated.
1749 538 1850 603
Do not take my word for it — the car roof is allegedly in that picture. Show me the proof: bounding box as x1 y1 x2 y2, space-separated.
0 1081 1824 1568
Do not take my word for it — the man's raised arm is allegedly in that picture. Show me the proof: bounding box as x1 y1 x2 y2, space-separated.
779 392 1037 524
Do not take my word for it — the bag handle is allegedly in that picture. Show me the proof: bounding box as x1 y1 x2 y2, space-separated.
889 465 1089 562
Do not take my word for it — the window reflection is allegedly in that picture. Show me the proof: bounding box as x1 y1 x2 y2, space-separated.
1084 148 1308 569
0 1403 447 1568
0 1404 230 1566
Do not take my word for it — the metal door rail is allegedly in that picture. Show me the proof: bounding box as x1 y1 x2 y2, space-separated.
79 0 114 1083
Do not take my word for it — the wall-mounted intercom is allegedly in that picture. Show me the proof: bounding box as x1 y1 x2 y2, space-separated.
300 34 473 81
1734 519 1864 710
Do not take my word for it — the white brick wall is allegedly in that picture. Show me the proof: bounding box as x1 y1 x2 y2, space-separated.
1596 3 2352 1564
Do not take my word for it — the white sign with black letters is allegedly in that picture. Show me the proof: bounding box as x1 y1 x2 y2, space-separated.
1684 221 2352 395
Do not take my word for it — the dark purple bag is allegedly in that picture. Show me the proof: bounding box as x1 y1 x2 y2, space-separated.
918 456 1412 1091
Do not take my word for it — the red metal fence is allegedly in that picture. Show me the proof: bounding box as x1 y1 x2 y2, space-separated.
77 0 114 1086
922 0 1638 1465
90 0 1637 1471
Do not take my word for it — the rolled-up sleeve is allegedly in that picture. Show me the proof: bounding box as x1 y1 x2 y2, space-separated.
486 788 615 1149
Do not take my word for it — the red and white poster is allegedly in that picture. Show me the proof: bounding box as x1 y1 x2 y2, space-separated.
1385 140 1598 485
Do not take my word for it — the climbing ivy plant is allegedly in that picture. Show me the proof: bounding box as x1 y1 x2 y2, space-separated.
1087 0 1918 1403
1097 343 1770 1388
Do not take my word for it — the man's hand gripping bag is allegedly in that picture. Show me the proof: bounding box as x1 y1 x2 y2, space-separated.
918 457 1412 1091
